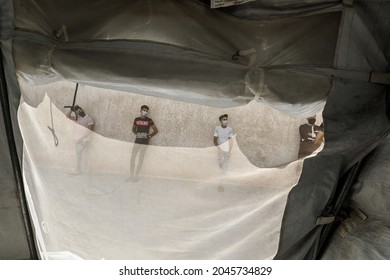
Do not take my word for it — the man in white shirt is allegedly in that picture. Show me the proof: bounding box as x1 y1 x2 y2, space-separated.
66 105 94 174
213 114 233 191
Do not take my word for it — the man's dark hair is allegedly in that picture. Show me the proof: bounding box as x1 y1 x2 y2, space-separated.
219 114 228 121
141 105 149 111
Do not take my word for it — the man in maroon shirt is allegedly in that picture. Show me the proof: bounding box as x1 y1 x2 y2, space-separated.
130 105 158 182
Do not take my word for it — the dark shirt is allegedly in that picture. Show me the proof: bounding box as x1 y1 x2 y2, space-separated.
134 117 154 145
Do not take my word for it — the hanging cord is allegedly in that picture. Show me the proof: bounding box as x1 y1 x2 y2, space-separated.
47 99 59 146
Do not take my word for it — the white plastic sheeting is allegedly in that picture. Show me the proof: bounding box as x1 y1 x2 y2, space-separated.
18 88 308 259
13 0 339 112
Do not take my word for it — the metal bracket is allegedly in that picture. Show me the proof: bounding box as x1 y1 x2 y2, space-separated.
369 72 390 85
316 216 335 225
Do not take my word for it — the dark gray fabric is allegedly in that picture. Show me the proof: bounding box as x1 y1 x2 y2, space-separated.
0 0 35 259
0 48 31 260
354 0 390 64
275 79 390 259
321 134 390 259
0 102 29 260
205 0 340 18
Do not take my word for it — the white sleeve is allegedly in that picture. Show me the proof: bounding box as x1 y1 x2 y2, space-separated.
213 127 219 137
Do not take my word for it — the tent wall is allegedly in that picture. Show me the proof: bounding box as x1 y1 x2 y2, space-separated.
0 0 390 260
320 134 390 259
275 0 390 259
0 47 35 259
275 78 390 259
0 79 30 259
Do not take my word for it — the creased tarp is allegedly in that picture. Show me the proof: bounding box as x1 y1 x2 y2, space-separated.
210 0 339 18
321 134 390 260
354 0 390 63
275 78 390 259
18 93 304 259
336 6 388 72
12 3 341 110
260 68 331 115
13 39 334 112
14 39 256 108
0 0 32 258
273 1 390 258
13 0 340 68
0 90 30 259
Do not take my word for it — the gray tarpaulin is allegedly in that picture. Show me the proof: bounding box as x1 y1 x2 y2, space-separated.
0 0 389 259
321 134 390 259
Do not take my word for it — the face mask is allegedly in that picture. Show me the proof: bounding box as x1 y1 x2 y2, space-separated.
222 120 228 126
308 119 315 125
141 110 148 117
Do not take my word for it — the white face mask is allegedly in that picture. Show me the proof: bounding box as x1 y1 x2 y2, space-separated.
222 120 228 126
141 110 148 116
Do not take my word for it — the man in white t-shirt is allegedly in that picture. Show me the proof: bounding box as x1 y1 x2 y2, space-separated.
214 114 233 191
66 105 94 174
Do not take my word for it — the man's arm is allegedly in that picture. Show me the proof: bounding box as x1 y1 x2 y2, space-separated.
132 124 137 135
214 136 219 147
314 131 324 145
149 124 158 138
228 137 233 153
228 129 234 152
214 136 223 152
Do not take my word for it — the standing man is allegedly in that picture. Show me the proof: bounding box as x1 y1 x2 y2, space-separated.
130 105 158 182
298 115 323 158
214 114 233 191
66 105 94 174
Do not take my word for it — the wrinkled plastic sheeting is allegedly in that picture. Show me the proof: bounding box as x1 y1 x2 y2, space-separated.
13 0 340 65
321 135 390 260
13 40 256 108
18 92 305 259
275 78 390 259
260 69 330 115
13 0 340 111
0 96 31 259
336 7 388 72
212 0 339 18
353 0 390 62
